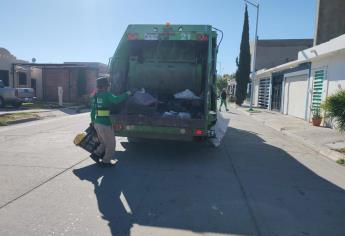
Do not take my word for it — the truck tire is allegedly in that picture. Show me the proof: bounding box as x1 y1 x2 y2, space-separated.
0 97 4 108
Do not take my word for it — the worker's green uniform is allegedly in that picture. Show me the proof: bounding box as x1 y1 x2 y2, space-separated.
91 91 130 163
91 91 130 126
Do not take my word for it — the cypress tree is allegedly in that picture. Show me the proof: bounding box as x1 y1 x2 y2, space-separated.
235 5 251 106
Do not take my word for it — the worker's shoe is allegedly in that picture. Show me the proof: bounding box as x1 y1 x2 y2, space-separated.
99 159 117 168
90 153 102 163
99 163 114 168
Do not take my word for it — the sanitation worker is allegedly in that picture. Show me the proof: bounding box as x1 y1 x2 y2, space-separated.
90 77 131 167
219 88 229 112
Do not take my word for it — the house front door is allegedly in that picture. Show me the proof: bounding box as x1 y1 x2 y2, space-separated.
31 79 37 97
271 77 283 111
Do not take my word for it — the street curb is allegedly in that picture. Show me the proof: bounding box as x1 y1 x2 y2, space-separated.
234 107 344 162
6 117 40 125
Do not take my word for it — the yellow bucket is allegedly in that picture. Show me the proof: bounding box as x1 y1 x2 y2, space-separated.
73 132 86 145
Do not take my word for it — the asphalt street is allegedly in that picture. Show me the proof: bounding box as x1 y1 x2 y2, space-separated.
0 108 345 236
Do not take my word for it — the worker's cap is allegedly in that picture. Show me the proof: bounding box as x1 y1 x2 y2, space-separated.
96 77 110 88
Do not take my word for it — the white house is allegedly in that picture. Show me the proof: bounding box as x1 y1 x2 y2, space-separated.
253 34 345 125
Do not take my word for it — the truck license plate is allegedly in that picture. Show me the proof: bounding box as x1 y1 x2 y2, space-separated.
144 33 158 40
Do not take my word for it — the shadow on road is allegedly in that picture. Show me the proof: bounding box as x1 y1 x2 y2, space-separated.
73 127 345 236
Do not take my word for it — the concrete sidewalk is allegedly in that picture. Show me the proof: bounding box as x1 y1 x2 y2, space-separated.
232 105 345 162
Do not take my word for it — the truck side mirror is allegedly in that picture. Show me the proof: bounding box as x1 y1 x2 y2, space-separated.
0 80 4 88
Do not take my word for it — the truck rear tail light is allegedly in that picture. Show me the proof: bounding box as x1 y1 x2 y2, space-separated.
127 33 138 40
114 124 124 130
197 34 208 41
194 129 204 136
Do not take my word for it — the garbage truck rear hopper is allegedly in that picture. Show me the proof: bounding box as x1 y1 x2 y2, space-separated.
110 24 221 141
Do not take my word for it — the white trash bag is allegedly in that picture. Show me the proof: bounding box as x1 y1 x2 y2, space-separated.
208 112 230 147
174 89 200 100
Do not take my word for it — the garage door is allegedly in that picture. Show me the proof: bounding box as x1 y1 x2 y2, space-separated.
285 75 308 119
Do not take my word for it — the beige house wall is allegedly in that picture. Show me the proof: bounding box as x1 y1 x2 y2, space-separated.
0 48 30 88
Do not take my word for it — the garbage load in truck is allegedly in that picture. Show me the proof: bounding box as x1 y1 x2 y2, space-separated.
109 24 228 142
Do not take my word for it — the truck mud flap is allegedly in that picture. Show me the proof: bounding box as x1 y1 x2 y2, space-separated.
208 112 230 147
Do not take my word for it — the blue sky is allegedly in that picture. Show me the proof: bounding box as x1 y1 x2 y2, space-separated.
0 0 316 74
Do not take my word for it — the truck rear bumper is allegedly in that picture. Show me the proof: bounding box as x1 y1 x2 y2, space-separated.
18 97 36 102
113 124 206 141
111 115 209 141
117 131 194 141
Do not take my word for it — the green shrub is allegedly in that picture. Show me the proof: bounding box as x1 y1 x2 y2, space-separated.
216 76 228 93
336 158 345 165
321 89 345 131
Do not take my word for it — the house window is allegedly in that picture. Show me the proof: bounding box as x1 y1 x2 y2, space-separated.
311 70 325 111
18 72 27 85
0 70 9 86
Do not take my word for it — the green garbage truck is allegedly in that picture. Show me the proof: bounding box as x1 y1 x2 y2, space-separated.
109 24 222 141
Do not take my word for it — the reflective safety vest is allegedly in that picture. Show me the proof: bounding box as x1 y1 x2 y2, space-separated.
97 109 110 117
91 90 130 126
95 95 110 117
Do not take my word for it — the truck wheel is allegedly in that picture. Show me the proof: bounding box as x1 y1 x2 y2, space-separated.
0 97 4 108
